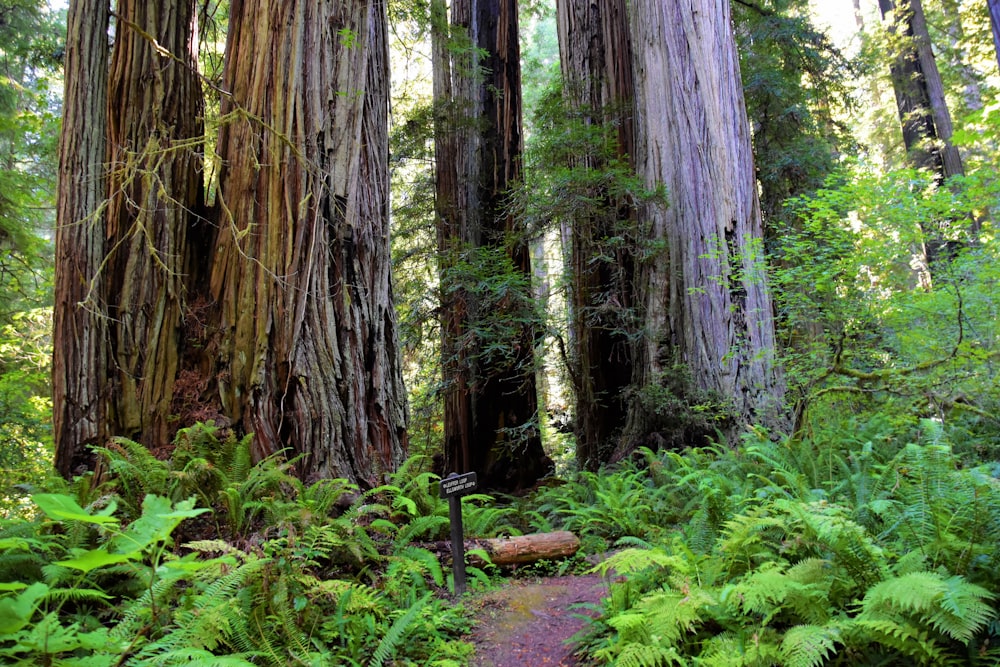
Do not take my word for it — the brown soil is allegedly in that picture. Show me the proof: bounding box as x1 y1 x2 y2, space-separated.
467 574 608 667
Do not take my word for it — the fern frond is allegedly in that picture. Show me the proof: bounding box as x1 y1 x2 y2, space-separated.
852 617 951 665
94 438 169 515
138 647 258 666
591 547 673 578
127 556 268 657
860 569 996 643
301 477 358 517
780 623 842 667
395 515 450 545
370 592 431 667
41 585 113 607
386 545 445 590
931 575 996 643
614 642 685 667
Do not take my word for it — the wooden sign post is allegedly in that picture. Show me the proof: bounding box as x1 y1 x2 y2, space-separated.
440 471 477 595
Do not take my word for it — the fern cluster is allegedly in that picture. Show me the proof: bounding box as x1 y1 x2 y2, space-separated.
530 417 1000 665
0 427 508 666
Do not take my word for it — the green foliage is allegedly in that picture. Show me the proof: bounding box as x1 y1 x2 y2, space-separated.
0 2 62 515
543 417 1000 665
773 159 1000 453
732 0 855 229
94 422 293 535
0 310 53 517
0 447 488 666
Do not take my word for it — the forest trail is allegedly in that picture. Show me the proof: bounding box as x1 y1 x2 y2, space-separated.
467 574 608 666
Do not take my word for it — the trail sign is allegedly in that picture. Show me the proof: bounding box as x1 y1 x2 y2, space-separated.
440 471 478 595
440 471 477 498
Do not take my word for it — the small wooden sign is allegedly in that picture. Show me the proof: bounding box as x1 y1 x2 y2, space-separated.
440 471 478 596
440 471 477 498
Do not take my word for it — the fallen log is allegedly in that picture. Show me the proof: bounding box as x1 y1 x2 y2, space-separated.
473 530 581 566
423 530 581 567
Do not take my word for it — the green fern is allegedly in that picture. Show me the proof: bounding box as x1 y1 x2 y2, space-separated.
860 571 996 643
611 642 685 667
136 648 258 666
386 545 445 592
779 623 843 667
93 438 170 517
370 592 432 667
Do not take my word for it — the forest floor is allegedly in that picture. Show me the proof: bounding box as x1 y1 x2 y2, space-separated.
466 573 608 666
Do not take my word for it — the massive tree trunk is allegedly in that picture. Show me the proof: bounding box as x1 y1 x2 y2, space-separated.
52 0 109 477
54 0 408 487
624 0 784 446
210 0 407 485
431 0 473 482
433 0 552 491
104 0 205 450
555 0 637 470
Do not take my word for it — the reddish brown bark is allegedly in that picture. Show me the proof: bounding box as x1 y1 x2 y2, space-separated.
877 0 964 179
210 0 406 485
556 0 637 470
54 0 408 487
53 0 110 476
433 0 552 490
104 0 205 449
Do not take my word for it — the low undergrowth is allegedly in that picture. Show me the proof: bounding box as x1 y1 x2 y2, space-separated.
529 414 1000 666
0 423 520 666
6 413 1000 666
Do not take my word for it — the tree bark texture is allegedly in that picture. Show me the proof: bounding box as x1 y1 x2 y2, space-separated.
433 0 552 491
877 0 964 179
556 0 637 470
104 0 205 450
878 0 977 267
625 0 784 442
432 0 474 483
54 0 408 487
210 0 407 486
472 530 580 566
53 0 110 476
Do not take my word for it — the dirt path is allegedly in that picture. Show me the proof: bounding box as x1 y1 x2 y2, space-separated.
467 574 608 667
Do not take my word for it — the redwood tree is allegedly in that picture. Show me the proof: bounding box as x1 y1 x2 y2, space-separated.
209 0 407 483
877 0 964 182
555 0 637 470
432 0 552 490
52 0 109 476
878 0 974 267
104 0 205 451
624 0 784 445
53 0 407 486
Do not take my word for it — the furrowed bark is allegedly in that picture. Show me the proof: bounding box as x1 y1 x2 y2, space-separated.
104 0 205 449
626 0 784 442
556 0 637 470
434 0 551 491
210 0 406 486
53 0 110 477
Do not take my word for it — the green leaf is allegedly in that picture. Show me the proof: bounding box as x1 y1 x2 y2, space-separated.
32 493 119 525
56 548 135 572
0 581 47 633
111 494 209 554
